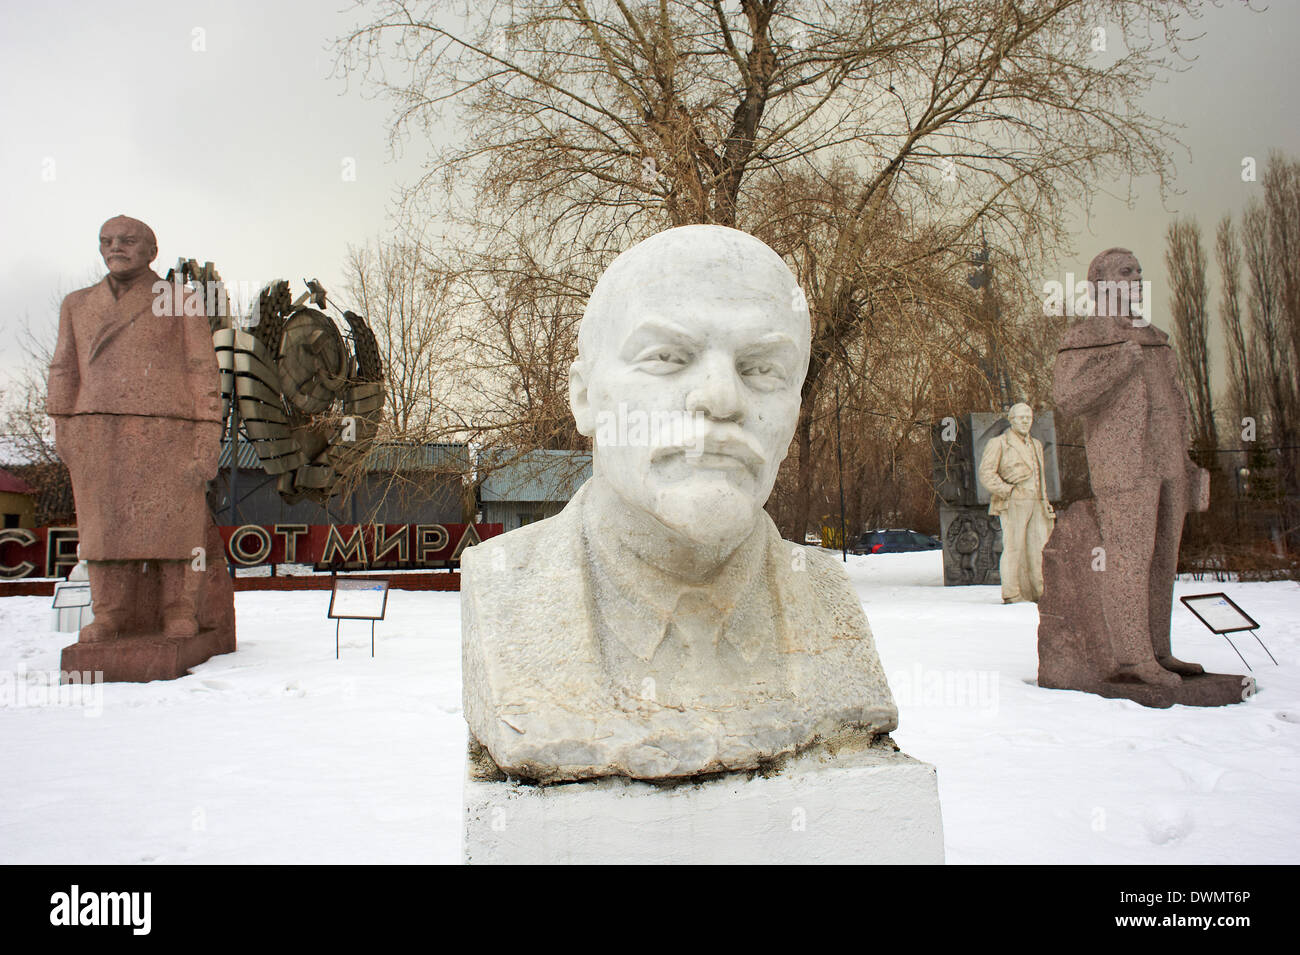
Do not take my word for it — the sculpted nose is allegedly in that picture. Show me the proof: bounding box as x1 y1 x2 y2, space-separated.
685 352 743 423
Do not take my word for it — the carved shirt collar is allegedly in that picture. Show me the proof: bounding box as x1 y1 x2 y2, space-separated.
578 480 772 665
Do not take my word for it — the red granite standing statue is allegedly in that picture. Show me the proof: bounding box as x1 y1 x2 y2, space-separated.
47 215 235 682
1037 247 1246 707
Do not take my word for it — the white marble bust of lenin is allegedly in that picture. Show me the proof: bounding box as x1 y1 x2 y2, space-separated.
462 225 897 783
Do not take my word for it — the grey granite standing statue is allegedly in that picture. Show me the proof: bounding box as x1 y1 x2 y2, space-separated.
1038 248 1246 707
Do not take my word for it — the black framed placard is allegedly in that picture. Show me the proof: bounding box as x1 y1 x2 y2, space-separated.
329 578 390 620
51 582 92 609
1179 593 1259 634
327 578 389 658
1180 592 1275 670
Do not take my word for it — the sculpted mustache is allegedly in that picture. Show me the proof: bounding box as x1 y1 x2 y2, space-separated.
650 434 765 471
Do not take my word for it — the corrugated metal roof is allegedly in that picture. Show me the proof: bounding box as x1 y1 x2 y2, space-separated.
219 438 262 469
364 442 470 472
480 449 592 503
219 438 469 473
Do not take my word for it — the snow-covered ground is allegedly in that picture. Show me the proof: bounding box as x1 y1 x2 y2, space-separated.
1 551 1296 864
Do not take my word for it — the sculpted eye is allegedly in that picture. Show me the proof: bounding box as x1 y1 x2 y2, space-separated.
739 359 787 385
634 345 690 372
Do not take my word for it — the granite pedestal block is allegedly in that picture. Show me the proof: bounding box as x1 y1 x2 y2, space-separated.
61 625 235 684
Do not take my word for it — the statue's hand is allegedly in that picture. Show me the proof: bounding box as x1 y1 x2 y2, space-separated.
1120 339 1142 367
1002 462 1032 485
1183 459 1211 513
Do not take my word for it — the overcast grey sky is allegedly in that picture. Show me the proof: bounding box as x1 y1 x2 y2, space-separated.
0 0 426 384
2 0 1297 391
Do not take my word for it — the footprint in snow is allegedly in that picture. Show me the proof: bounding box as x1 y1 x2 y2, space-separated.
1142 805 1194 846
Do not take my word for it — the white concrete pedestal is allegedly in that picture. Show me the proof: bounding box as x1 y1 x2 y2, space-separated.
463 734 944 865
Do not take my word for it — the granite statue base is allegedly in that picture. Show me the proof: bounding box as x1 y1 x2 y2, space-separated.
60 625 235 684
1036 668 1252 708
463 732 945 865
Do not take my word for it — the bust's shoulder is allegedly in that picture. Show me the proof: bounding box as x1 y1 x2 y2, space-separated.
775 537 889 705
798 539 843 571
462 498 585 593
783 536 857 600
469 508 570 556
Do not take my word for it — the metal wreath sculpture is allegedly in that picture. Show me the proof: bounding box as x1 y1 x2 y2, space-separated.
200 270 385 507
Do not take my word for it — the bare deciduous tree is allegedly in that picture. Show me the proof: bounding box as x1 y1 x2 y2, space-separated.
1 313 61 465
1216 213 1255 428
343 235 460 438
336 0 1210 536
1242 198 1293 444
1165 217 1217 460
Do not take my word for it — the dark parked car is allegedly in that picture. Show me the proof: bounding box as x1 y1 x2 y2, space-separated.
852 529 942 555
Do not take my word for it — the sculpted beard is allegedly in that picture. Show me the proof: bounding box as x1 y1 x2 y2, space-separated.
640 426 770 545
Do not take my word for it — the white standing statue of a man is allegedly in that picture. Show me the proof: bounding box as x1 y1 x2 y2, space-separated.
977 403 1055 603
461 225 898 783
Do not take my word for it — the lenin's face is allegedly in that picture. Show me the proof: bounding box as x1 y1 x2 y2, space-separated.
99 218 156 277
571 228 809 548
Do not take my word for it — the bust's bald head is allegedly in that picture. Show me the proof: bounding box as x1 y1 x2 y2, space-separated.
569 225 811 548
99 215 158 280
576 225 811 372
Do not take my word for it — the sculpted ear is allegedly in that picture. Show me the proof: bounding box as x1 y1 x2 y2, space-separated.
569 359 595 437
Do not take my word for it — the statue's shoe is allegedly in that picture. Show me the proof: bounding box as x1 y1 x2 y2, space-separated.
162 617 200 638
79 620 122 643
1157 655 1205 676
1108 661 1182 688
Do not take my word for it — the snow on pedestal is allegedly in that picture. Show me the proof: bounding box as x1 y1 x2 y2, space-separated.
463 732 944 865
